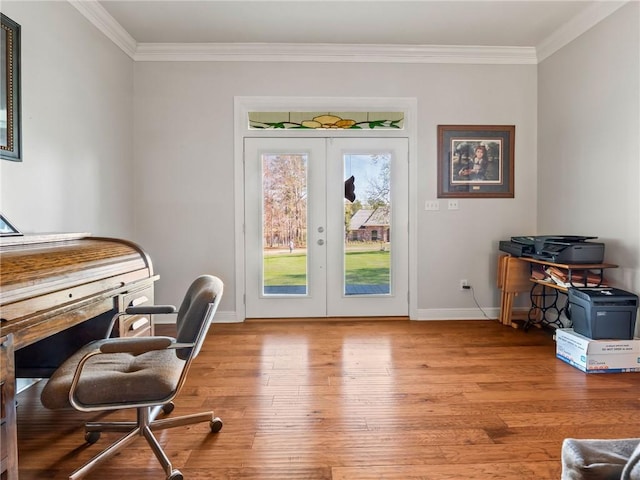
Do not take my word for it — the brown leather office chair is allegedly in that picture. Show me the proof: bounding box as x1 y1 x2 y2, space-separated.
41 275 224 480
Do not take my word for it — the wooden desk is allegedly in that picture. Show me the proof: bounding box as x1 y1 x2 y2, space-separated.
497 255 617 330
0 233 158 479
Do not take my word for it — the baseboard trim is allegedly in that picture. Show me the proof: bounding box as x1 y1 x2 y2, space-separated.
154 308 530 323
414 307 534 321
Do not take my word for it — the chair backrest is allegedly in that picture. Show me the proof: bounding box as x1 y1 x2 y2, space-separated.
175 275 224 360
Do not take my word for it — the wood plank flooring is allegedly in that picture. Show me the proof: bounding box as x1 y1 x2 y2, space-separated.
14 319 640 479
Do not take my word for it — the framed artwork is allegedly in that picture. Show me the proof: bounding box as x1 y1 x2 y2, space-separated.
1 14 21 162
437 125 515 198
0 213 21 236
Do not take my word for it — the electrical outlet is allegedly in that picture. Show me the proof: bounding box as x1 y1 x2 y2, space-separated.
459 279 469 291
448 200 459 210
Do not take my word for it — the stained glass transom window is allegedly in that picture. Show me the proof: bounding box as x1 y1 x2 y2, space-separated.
249 112 404 130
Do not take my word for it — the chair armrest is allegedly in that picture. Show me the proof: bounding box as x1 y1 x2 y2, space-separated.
124 305 177 315
98 336 175 355
104 305 177 339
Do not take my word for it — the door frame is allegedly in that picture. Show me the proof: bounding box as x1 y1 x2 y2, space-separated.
234 96 419 321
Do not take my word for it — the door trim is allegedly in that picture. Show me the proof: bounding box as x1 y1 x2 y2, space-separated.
234 96 418 321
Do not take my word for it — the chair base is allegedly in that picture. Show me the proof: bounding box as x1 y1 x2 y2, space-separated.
69 403 222 480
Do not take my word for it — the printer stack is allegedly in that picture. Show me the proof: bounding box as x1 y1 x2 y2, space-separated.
499 235 639 340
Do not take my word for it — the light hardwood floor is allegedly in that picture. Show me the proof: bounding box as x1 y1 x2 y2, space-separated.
14 319 640 479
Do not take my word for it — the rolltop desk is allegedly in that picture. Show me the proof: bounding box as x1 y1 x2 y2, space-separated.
0 233 158 478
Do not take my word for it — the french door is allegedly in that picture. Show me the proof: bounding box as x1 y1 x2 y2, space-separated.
244 137 408 318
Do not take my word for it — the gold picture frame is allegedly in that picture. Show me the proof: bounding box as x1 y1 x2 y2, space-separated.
1 14 21 162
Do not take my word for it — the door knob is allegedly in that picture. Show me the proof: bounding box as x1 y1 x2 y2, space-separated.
317 239 325 245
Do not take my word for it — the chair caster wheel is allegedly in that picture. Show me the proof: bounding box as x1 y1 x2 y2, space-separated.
167 470 183 480
210 417 223 433
162 402 175 414
85 431 101 444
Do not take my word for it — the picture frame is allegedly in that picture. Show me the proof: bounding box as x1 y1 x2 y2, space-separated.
437 125 515 198
0 213 21 236
1 14 22 162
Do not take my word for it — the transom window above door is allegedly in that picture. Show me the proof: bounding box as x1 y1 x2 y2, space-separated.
248 111 404 130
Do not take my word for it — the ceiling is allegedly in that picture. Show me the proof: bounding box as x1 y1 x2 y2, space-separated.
99 0 607 47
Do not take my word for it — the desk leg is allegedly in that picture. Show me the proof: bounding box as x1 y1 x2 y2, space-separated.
1 334 19 479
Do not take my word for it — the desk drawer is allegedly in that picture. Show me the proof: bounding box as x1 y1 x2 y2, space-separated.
118 286 154 338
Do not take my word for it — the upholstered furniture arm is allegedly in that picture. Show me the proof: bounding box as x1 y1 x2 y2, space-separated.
98 336 174 355
104 305 177 338
561 438 640 480
124 305 177 315
622 441 640 479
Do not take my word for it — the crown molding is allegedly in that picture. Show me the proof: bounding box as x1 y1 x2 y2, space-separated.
69 0 627 65
536 0 628 62
134 42 537 64
68 0 137 59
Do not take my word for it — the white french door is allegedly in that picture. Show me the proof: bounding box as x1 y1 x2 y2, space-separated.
244 137 408 318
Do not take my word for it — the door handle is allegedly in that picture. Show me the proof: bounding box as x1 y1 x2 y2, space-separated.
317 239 325 246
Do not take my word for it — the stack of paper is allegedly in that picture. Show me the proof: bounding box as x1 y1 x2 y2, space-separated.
544 266 607 288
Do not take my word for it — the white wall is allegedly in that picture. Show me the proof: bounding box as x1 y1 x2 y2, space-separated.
18 1 639 320
133 61 538 315
538 2 640 292
0 1 135 238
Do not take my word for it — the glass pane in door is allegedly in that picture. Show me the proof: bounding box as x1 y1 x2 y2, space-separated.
262 153 308 296
343 153 391 296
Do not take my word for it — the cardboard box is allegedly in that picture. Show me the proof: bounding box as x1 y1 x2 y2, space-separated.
555 328 640 373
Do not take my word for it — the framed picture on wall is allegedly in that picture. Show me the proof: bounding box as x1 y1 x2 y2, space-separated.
1 14 22 162
0 213 21 236
437 125 515 198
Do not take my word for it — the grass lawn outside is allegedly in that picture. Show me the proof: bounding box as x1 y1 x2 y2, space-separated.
264 246 390 287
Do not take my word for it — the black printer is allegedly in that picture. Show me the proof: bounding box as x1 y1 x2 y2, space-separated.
499 235 605 264
568 287 638 339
